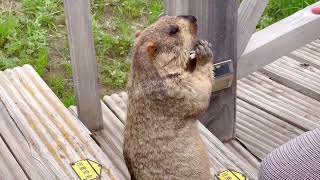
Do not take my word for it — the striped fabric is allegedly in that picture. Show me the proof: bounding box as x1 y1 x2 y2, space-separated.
258 128 320 180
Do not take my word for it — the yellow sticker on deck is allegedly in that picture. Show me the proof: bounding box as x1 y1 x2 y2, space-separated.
217 170 246 180
71 159 102 180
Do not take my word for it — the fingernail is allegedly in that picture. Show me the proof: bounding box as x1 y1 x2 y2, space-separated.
312 7 320 15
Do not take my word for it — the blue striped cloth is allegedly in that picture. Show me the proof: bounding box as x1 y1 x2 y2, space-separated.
259 128 320 180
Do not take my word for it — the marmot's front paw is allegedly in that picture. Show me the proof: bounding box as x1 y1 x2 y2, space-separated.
195 40 213 63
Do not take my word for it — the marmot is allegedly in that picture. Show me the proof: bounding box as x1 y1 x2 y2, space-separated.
123 15 214 180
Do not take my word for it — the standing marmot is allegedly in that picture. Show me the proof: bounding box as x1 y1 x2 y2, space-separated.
123 15 214 180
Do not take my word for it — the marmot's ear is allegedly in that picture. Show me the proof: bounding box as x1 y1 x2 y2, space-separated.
146 41 157 59
135 31 141 38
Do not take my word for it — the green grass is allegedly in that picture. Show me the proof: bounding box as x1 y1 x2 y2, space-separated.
0 0 163 106
258 0 318 29
46 75 75 107
0 0 317 106
92 0 163 88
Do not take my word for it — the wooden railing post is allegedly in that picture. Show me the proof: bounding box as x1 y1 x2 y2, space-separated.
238 0 269 56
164 0 238 141
198 1 238 142
63 0 103 131
164 0 192 15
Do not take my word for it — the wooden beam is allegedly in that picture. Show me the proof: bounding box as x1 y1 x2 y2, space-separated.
164 0 192 16
63 0 103 131
164 0 211 40
238 1 320 79
238 0 269 56
198 0 238 142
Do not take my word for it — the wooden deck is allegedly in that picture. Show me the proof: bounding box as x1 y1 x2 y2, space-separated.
0 39 319 179
0 66 122 179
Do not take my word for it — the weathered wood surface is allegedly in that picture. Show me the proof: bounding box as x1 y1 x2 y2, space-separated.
100 93 257 179
0 65 122 179
196 0 238 142
0 133 28 180
238 1 320 79
238 0 269 56
224 140 260 173
289 39 320 69
236 99 304 159
164 0 192 15
70 104 130 180
103 94 127 124
63 0 103 131
238 72 320 131
262 55 320 101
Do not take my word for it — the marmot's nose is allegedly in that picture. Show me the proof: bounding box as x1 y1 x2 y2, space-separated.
178 15 197 23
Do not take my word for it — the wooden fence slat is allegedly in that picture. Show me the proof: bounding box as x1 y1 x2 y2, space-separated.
0 127 29 180
198 0 238 141
63 0 103 131
238 1 320 79
238 0 269 56
164 0 192 16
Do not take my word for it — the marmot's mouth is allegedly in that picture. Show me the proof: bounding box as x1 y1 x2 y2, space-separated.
190 51 196 60
185 50 197 73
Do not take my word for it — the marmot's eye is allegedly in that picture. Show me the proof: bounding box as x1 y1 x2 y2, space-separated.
169 26 179 36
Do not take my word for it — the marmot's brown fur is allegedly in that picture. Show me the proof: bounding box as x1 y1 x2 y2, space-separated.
123 15 214 180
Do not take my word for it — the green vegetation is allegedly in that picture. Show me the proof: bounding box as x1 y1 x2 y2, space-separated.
92 0 163 89
258 0 318 29
0 0 317 106
0 0 163 106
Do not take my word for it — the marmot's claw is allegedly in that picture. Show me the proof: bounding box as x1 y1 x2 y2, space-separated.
197 40 212 49
195 40 213 61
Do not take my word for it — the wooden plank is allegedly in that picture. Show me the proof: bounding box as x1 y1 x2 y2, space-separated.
236 130 270 160
289 43 320 69
195 0 238 142
224 140 260 173
304 43 320 56
238 0 269 56
63 0 102 131
0 65 121 179
0 133 28 180
103 94 126 124
69 104 130 180
238 72 320 131
238 1 320 79
164 0 210 40
0 75 57 179
236 96 305 160
237 99 304 139
237 118 283 149
261 56 320 101
198 123 257 179
164 0 191 15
